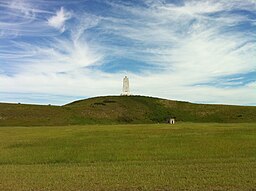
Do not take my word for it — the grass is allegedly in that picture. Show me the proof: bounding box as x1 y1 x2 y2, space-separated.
1 96 256 126
0 123 255 190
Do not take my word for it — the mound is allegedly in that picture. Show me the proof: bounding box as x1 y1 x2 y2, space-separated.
0 96 255 126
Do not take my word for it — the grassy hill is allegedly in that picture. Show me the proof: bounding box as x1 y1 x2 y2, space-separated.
0 95 256 126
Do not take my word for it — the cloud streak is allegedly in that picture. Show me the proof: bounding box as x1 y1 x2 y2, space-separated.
47 7 71 32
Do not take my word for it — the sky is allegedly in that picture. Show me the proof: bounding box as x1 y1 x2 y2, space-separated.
0 0 255 105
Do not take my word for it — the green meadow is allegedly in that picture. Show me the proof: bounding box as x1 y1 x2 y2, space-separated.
0 123 255 190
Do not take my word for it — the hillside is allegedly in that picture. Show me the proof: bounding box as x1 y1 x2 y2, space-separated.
0 96 256 126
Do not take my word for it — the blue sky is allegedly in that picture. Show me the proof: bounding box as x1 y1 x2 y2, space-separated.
0 0 255 105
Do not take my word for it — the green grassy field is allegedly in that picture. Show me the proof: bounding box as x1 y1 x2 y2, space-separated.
0 123 255 190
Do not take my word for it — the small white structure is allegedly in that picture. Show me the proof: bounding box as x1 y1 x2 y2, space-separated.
121 76 130 96
168 118 175 124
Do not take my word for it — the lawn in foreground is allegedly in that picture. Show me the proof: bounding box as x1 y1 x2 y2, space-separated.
0 123 255 191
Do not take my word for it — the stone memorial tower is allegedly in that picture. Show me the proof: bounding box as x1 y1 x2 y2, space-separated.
121 76 130 96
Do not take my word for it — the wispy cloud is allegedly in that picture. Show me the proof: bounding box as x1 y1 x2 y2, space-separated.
47 7 71 32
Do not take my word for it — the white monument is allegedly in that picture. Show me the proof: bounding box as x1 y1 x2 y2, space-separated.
121 76 130 96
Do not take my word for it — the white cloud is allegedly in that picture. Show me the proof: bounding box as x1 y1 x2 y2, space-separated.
47 7 71 32
99 0 256 83
0 1 57 38
247 82 256 88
